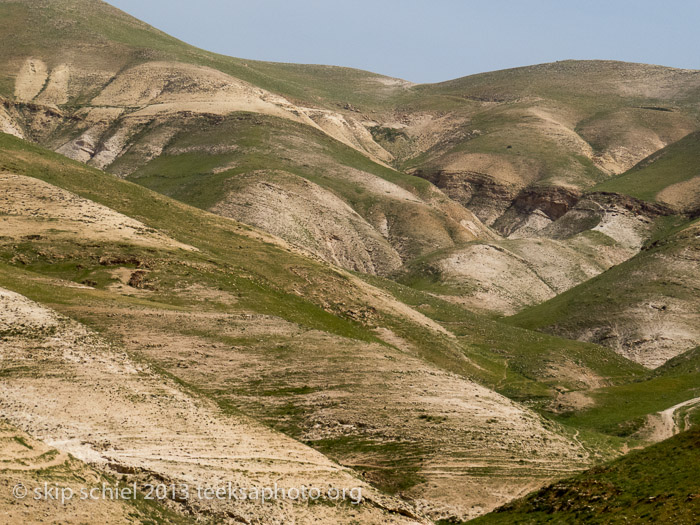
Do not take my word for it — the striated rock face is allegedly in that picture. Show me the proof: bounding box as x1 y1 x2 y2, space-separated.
4 58 394 168
510 186 582 221
543 192 675 243
413 161 679 242
494 186 582 237
590 192 676 216
414 169 520 227
413 167 585 238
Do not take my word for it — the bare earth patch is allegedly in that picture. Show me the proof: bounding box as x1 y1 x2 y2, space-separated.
0 287 421 524
83 302 591 522
0 172 196 252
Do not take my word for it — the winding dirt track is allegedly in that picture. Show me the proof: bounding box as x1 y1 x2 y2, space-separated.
657 397 700 440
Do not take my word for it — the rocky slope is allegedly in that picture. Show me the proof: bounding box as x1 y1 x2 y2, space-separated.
0 419 194 525
1 1 699 522
509 218 700 368
2 0 699 284
472 427 700 524
403 61 700 237
0 286 421 524
396 190 677 315
1 133 635 522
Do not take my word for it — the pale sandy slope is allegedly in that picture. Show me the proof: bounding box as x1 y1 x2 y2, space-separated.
0 172 591 522
0 420 146 525
0 172 196 252
0 287 422 524
10 57 395 168
638 397 700 442
406 193 666 315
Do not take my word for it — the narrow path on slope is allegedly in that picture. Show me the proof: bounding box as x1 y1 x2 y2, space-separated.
654 397 700 441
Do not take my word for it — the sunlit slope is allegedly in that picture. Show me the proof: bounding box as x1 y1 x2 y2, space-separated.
508 218 700 368
0 422 195 525
471 427 700 525
3 0 699 243
593 130 700 213
0 284 425 524
0 132 646 407
0 132 635 521
121 112 492 273
0 0 409 109
0 0 500 274
400 61 700 234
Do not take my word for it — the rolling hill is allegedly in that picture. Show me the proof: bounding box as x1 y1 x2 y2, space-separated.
594 129 700 214
2 1 699 319
1 0 699 523
508 217 700 368
471 427 700 524
0 132 632 522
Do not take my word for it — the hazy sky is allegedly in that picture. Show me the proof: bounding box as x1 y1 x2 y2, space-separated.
106 0 699 84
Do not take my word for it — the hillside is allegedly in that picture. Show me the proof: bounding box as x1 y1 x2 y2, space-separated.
0 0 409 110
393 188 680 315
1 0 497 276
1 1 699 523
2 0 699 273
0 420 198 525
3 131 696 521
404 60 700 234
594 130 700 214
548 345 700 440
4 1 699 328
0 132 646 522
2 1 699 323
471 427 700 524
508 217 700 368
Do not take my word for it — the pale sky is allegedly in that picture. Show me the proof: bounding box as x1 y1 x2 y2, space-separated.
106 0 700 83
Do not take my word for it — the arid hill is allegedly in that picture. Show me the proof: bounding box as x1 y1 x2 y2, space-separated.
0 1 699 523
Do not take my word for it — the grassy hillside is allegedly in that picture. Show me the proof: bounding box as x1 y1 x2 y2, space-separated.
407 61 700 162
0 131 640 517
470 427 700 525
552 345 700 438
0 131 645 402
2 0 699 240
593 130 700 211
0 0 407 109
8 132 689 518
122 111 489 269
655 345 700 376
1 3 699 520
507 217 700 368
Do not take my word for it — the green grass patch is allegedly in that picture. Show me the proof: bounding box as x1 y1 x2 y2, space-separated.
470 427 700 524
593 131 700 202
